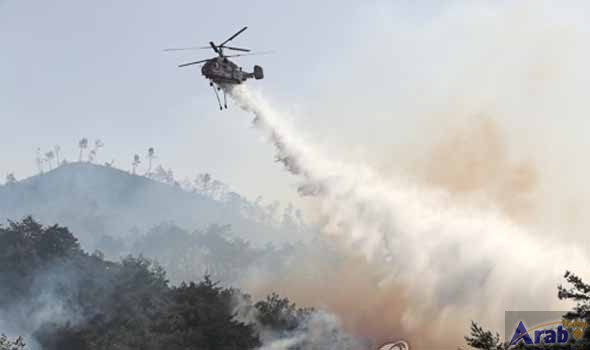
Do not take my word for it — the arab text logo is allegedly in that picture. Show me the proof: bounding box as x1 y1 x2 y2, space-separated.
509 319 587 347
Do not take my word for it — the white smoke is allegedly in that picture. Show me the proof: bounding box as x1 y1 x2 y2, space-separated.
228 85 590 349
258 337 304 350
0 261 88 350
256 312 362 350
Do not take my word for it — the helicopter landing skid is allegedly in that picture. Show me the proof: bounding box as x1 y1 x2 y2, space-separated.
209 83 227 111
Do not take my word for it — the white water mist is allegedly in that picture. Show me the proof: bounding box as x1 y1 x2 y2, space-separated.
228 85 589 348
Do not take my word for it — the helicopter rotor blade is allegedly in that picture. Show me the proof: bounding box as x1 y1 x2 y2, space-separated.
163 47 207 52
223 46 251 52
224 51 275 58
165 26 248 55
220 26 248 47
164 46 210 51
178 58 211 68
164 45 249 52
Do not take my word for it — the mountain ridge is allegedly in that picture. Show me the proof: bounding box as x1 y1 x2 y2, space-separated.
0 162 305 250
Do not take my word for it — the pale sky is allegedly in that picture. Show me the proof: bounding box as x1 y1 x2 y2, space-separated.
4 0 590 216
0 0 415 205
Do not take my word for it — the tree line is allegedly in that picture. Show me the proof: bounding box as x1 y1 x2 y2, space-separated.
0 218 316 350
31 138 157 176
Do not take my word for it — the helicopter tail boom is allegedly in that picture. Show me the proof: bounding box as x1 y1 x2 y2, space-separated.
243 65 264 81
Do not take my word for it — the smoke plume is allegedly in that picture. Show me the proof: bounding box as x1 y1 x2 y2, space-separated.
227 85 589 349
413 117 539 224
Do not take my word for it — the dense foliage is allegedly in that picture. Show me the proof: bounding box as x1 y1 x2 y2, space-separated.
0 218 312 350
121 221 297 285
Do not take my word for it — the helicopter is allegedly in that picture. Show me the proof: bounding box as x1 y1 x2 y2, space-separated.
165 26 267 110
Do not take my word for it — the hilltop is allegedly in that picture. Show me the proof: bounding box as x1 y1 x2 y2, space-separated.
0 163 306 251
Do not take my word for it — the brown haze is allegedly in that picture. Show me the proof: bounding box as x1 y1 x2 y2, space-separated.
244 243 462 350
241 116 540 349
230 1 590 348
415 117 539 223
232 86 588 350
240 118 549 350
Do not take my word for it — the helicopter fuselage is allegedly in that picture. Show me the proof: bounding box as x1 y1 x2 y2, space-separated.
202 57 248 85
169 26 265 109
201 57 263 85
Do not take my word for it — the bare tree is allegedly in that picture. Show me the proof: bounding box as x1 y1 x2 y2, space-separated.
5 173 17 185
35 148 43 174
44 150 55 170
153 165 174 184
146 147 156 176
54 145 61 166
132 154 141 174
89 139 104 163
88 150 96 163
192 173 228 199
78 138 88 162
194 173 212 193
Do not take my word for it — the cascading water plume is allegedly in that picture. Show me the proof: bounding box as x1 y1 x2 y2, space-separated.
227 84 590 349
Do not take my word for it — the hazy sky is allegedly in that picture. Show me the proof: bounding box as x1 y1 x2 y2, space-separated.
5 0 589 214
5 2 590 347
0 0 414 205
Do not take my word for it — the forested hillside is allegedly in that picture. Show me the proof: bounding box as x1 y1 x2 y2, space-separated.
0 218 360 350
0 163 307 252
